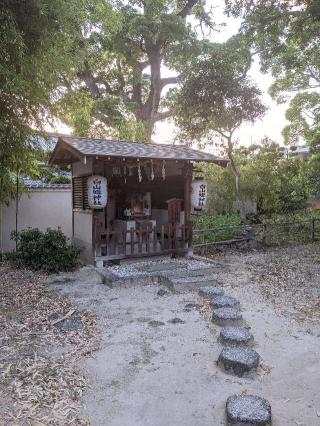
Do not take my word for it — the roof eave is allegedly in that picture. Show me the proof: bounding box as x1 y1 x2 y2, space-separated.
49 138 84 166
80 153 228 165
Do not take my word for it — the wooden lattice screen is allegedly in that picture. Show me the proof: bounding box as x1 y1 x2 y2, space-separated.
72 176 90 210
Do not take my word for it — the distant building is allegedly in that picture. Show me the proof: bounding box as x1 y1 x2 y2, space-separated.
284 146 310 161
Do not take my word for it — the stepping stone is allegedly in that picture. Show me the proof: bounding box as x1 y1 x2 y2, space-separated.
148 320 165 327
168 277 218 292
211 308 243 326
198 286 224 298
226 394 272 425
210 295 240 309
184 302 200 310
168 317 185 324
218 347 260 377
172 275 216 284
220 327 254 347
162 267 218 278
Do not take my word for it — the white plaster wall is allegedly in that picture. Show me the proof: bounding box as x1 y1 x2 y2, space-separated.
1 190 72 253
73 210 93 262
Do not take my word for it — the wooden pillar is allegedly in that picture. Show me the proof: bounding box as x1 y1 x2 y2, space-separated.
91 157 103 266
184 162 193 248
71 164 74 238
92 210 98 260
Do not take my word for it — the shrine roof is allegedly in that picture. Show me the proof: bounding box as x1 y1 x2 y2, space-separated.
49 135 228 166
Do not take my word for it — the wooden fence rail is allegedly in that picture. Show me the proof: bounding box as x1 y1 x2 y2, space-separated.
94 222 192 261
193 218 320 254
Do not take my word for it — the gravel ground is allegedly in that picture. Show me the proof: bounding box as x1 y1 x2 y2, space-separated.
108 257 215 278
210 242 320 324
2 243 320 425
51 246 320 425
0 263 100 425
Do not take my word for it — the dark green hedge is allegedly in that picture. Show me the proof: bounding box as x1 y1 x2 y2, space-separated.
11 228 81 273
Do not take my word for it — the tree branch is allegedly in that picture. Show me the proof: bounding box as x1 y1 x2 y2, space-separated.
306 65 320 85
138 60 150 71
177 0 199 19
153 110 172 122
77 41 101 98
78 61 101 99
160 76 180 88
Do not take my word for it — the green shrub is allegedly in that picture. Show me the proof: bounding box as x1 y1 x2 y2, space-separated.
11 228 81 273
49 175 71 184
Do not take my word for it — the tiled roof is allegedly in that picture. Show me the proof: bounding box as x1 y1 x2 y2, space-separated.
23 178 71 190
56 136 227 164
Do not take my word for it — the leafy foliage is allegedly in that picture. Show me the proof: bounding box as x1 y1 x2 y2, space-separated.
11 228 81 273
172 38 266 140
198 139 310 216
240 142 309 214
56 0 221 140
228 1 320 146
197 162 235 214
0 0 92 202
193 212 243 243
282 92 320 145
171 37 266 221
49 176 71 184
193 210 320 248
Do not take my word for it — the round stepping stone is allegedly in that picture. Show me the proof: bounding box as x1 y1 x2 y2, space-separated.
218 347 260 377
211 307 243 326
210 295 240 309
226 394 272 425
198 286 224 299
220 327 254 347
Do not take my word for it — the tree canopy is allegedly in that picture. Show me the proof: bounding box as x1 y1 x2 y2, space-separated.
200 139 310 216
0 0 92 202
227 0 320 145
57 0 220 141
2 0 320 212
172 38 266 141
170 37 266 221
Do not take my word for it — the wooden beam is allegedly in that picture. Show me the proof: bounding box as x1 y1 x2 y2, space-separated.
184 162 192 225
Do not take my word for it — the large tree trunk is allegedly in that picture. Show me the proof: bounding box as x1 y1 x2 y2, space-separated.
226 137 246 223
74 1 199 140
135 45 176 141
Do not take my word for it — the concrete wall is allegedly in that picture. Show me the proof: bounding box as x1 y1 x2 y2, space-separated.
1 190 72 253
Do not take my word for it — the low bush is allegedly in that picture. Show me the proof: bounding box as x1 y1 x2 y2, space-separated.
11 228 81 273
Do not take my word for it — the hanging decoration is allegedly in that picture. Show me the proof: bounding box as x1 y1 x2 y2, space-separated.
191 179 208 210
162 160 166 180
137 160 142 182
87 175 108 209
151 159 154 181
123 165 127 184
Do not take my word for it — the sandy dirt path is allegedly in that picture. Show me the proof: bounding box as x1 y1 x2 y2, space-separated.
51 252 320 426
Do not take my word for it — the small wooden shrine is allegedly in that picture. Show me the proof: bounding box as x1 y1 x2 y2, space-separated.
50 136 227 265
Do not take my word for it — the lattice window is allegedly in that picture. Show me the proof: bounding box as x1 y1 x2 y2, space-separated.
72 176 90 210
